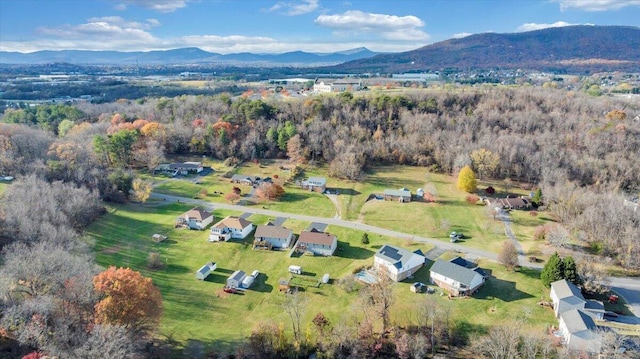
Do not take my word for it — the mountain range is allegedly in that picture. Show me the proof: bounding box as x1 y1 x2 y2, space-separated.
1 26 638 73
0 47 379 66
332 25 640 73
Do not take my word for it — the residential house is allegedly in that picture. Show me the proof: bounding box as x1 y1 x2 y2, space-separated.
254 224 294 249
383 188 412 202
227 270 246 289
313 79 362 93
231 174 272 187
558 309 601 353
168 161 203 175
429 259 485 296
209 216 254 242
550 279 604 320
301 177 327 192
297 230 337 256
488 197 531 210
176 207 214 230
195 262 216 280
374 245 426 282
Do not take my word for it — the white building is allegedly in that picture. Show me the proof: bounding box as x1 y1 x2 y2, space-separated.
209 216 254 242
374 245 426 282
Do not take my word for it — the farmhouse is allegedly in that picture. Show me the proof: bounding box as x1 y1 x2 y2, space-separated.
558 309 601 353
168 161 204 175
487 196 531 210
374 245 426 282
429 259 485 296
550 279 604 320
383 188 412 202
301 177 327 192
296 230 337 256
195 262 216 280
254 224 294 249
209 216 254 242
231 174 271 186
227 270 246 289
176 207 214 230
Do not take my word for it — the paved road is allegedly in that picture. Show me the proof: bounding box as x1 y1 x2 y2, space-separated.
151 192 501 263
608 277 640 317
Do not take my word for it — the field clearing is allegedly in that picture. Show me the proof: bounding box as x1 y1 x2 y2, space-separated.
0 182 9 194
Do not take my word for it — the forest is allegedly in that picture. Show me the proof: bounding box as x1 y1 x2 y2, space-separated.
0 85 639 358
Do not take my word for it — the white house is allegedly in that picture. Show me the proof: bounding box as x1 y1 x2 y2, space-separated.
429 259 485 296
313 81 333 93
558 309 601 353
195 262 216 280
168 161 203 175
550 280 586 318
301 177 327 192
383 188 412 202
374 245 426 282
209 216 254 242
227 270 246 289
297 230 337 256
254 224 294 249
177 207 214 230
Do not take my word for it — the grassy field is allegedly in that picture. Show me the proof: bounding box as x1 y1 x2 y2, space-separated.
87 191 560 355
0 182 9 194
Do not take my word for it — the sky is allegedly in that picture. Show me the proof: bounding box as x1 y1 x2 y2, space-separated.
1 0 639 54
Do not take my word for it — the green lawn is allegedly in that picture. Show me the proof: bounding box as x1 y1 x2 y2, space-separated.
0 182 9 194
86 198 558 356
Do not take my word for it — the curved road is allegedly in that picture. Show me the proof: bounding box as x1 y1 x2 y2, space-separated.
152 192 527 267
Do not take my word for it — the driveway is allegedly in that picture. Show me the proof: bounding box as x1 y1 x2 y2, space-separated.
608 276 640 317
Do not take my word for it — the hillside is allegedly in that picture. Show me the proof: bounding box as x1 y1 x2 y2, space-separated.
332 25 640 74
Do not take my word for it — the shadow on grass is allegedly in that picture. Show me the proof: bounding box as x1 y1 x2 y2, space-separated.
474 276 534 302
214 267 235 275
164 264 192 275
329 188 361 196
204 272 228 284
336 241 375 260
252 274 274 293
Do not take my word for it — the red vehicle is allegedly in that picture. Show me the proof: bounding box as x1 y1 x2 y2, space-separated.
223 286 238 294
609 294 619 304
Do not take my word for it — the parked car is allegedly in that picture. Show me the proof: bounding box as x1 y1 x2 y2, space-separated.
449 232 464 242
223 286 239 294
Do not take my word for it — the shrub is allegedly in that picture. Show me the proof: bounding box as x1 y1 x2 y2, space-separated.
338 275 360 293
529 210 538 217
148 252 165 270
485 186 495 194
466 195 480 204
532 225 547 241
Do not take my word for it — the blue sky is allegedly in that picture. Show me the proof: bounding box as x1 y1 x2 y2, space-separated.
1 0 639 53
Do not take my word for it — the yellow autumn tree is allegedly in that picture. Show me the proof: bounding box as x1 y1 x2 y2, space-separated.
457 165 477 193
131 178 153 204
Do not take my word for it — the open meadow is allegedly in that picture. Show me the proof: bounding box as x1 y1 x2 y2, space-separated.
84 164 568 355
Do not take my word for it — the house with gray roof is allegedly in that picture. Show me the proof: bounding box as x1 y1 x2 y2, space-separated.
383 188 412 202
301 177 326 192
558 309 601 353
550 279 604 320
429 259 485 296
374 245 426 282
176 207 214 230
254 224 294 249
297 230 337 256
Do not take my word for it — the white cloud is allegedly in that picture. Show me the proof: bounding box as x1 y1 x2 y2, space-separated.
315 10 430 41
114 0 190 13
268 0 319 16
36 17 160 43
452 32 472 39
552 0 640 11
516 21 576 32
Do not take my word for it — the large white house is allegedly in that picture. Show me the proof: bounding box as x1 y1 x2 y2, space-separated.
209 216 254 242
429 259 485 296
374 245 426 282
254 224 294 249
177 207 214 230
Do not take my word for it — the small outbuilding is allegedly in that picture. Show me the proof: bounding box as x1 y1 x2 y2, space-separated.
227 270 246 289
278 278 290 292
195 262 217 280
322 273 330 284
152 234 168 243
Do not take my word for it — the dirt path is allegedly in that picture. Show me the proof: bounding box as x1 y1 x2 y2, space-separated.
324 194 341 219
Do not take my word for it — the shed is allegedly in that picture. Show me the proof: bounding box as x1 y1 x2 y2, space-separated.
195 262 216 280
152 234 168 243
227 270 246 289
278 278 290 292
322 273 330 284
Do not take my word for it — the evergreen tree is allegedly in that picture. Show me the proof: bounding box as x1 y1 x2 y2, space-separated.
541 252 565 287
563 256 580 285
361 232 369 245
532 188 543 207
456 165 477 193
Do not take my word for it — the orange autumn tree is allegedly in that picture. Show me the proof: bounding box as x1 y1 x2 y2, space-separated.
93 266 162 334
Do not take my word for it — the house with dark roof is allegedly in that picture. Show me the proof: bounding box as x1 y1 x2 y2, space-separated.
487 197 531 210
209 216 254 242
558 309 601 353
429 259 485 296
374 245 426 282
297 230 337 256
301 177 327 192
176 207 214 230
383 188 412 202
168 161 203 175
254 224 294 249
231 174 272 186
